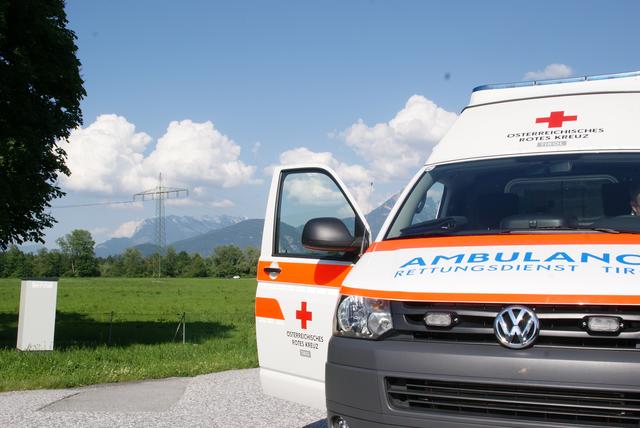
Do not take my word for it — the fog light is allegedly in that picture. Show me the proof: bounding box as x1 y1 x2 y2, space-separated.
425 312 454 327
332 416 350 428
586 316 621 333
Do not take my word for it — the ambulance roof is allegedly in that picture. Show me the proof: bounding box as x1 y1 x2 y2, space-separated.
470 71 640 106
426 71 640 166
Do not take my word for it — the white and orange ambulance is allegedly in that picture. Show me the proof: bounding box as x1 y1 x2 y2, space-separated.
255 71 640 428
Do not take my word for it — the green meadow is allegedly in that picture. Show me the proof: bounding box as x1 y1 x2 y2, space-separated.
0 277 258 392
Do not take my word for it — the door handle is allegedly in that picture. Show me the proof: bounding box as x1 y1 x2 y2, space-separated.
264 267 282 274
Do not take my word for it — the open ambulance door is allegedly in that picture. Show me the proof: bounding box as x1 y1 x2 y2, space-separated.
255 165 371 409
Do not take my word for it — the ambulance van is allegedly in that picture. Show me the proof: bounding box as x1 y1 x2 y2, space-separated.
255 71 640 427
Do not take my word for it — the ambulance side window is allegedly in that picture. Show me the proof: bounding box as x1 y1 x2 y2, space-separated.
275 170 357 258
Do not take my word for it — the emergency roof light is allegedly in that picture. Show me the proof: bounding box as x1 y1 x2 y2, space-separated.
472 70 640 93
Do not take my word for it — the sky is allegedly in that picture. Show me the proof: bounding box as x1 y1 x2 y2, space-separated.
42 0 640 246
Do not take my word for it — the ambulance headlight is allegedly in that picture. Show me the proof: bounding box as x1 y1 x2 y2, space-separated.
336 295 393 339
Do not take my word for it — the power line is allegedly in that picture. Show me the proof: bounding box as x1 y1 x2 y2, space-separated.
133 173 188 277
50 200 140 209
50 190 191 209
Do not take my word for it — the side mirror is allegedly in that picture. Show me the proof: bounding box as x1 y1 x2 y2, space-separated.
302 217 359 252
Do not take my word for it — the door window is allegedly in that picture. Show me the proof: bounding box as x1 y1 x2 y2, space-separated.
275 170 358 258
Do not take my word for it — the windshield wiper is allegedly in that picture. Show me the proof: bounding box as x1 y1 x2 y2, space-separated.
398 216 468 239
581 227 621 234
580 226 640 234
391 220 640 240
500 226 640 234
589 215 640 234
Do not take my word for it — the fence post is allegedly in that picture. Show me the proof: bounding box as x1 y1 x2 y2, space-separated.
173 312 186 343
182 312 186 344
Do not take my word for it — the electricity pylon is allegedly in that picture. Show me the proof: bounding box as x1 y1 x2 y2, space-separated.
133 173 188 277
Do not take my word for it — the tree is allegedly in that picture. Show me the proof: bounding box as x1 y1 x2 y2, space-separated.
210 245 245 277
176 251 191 277
187 254 208 277
32 248 65 277
121 248 144 277
0 0 85 249
1 245 31 277
56 229 98 276
162 246 178 277
241 247 259 276
143 253 157 277
98 260 118 277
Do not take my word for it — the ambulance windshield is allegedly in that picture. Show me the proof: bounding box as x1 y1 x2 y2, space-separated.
385 153 640 240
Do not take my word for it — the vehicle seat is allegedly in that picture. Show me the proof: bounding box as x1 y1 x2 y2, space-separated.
471 193 520 229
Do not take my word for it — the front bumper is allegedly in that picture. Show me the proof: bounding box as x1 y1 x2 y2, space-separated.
326 336 640 428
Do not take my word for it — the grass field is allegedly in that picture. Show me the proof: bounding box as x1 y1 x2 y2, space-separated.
0 277 258 392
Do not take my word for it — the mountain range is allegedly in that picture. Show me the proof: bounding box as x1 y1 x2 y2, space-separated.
95 214 244 257
95 194 402 257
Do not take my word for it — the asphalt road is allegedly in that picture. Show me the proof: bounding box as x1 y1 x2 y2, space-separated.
0 368 327 428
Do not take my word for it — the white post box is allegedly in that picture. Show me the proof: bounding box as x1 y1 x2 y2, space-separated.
16 278 58 351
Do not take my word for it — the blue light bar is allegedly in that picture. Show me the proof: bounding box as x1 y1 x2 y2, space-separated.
472 71 640 93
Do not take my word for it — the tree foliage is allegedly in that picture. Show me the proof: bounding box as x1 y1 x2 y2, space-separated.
121 248 145 277
210 245 245 278
32 248 65 277
1 245 31 277
241 246 259 276
0 0 85 249
56 229 98 276
0 240 260 279
187 254 208 277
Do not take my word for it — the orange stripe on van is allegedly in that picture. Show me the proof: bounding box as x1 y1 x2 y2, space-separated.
257 260 350 287
368 234 640 253
255 297 285 320
340 286 640 305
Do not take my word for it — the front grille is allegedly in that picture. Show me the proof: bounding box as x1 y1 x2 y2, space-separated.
386 377 640 427
390 302 640 349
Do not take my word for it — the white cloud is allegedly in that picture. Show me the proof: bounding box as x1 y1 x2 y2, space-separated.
211 199 235 208
251 141 261 156
61 115 256 196
62 114 152 193
112 219 143 238
523 64 573 81
340 95 457 181
192 186 206 196
269 147 374 212
89 227 109 239
144 119 256 189
276 147 372 184
284 174 345 206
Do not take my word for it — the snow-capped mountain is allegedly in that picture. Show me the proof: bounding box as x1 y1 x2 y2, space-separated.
365 193 400 237
95 214 244 257
94 195 418 257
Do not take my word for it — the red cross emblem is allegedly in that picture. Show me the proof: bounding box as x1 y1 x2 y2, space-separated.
535 111 577 128
296 301 312 329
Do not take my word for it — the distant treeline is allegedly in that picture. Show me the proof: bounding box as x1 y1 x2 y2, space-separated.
0 229 259 278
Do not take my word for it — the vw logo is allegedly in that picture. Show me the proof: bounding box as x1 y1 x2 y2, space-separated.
494 306 539 349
